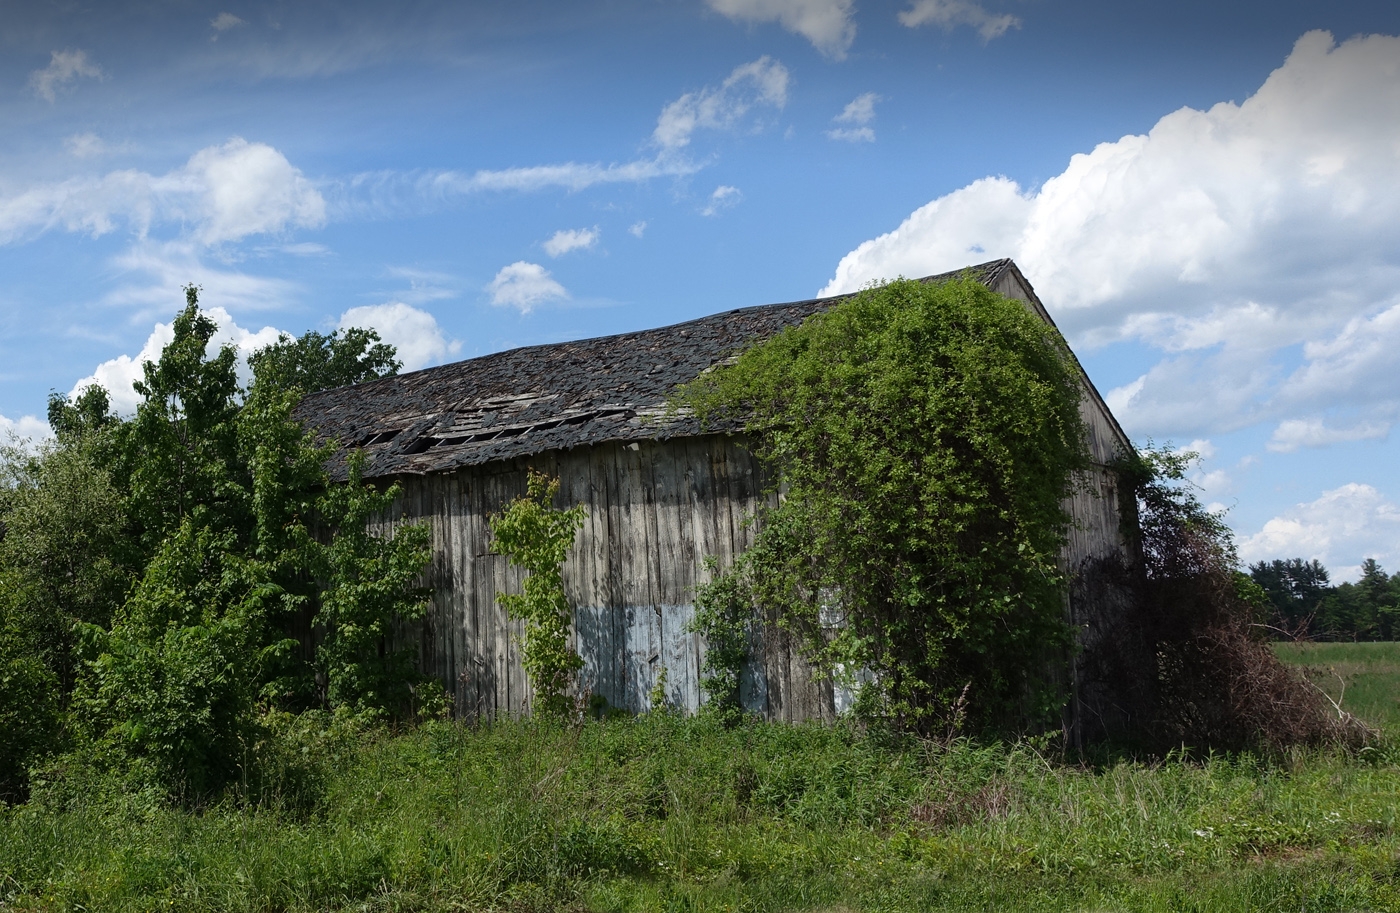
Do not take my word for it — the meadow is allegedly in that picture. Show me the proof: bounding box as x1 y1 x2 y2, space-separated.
1276 640 1400 733
4 698 1400 913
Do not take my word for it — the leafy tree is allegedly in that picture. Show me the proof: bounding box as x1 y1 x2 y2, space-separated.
1249 558 1330 638
47 384 118 441
69 290 272 797
18 287 433 801
1247 557 1400 642
678 276 1088 735
0 424 130 799
77 521 281 797
118 288 250 554
0 436 131 688
311 450 432 715
1355 559 1400 640
1315 559 1400 641
246 327 399 396
0 602 59 802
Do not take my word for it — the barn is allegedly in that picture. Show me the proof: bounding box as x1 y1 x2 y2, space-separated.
296 259 1137 734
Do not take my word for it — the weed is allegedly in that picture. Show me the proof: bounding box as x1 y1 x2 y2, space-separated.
4 714 1400 911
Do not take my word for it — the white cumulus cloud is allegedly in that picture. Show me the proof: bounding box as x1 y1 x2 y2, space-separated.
0 413 52 442
487 262 568 314
705 0 856 59
0 137 325 248
629 220 648 238
898 0 1021 41
29 49 103 102
820 31 1400 442
543 227 599 257
1267 418 1391 453
338 303 458 372
653 57 790 150
1239 483 1400 580
70 307 283 414
822 175 1029 293
184 138 327 245
827 91 880 142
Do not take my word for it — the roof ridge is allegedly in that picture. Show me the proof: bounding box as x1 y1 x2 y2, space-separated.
302 258 1016 403
294 259 1027 479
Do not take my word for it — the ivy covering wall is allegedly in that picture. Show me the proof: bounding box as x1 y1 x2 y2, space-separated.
681 276 1088 735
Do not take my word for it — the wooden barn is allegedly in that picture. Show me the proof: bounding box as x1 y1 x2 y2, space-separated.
296 259 1137 732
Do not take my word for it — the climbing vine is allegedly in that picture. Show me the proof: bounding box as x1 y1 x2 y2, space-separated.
489 472 587 720
678 276 1088 736
690 556 756 721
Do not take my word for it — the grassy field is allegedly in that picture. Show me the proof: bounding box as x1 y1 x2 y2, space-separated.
4 712 1400 912
1276 641 1400 732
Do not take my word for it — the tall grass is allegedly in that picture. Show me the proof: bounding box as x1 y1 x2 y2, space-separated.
1277 640 1400 733
3 713 1399 911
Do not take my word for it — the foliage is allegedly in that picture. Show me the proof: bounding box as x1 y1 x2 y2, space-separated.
119 288 250 553
1249 558 1332 638
76 521 280 798
0 424 131 799
0 434 131 690
245 326 400 396
1225 517 1400 644
66 289 273 799
46 384 118 442
1310 559 1400 641
690 555 755 721
677 276 1088 736
0 286 429 803
5 715 1400 912
311 450 432 716
0 604 59 803
489 472 587 720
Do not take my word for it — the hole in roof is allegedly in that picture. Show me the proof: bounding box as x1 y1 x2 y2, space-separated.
359 429 401 446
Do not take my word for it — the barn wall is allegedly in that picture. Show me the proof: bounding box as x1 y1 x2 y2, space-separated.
992 265 1143 741
374 435 836 722
375 427 1133 727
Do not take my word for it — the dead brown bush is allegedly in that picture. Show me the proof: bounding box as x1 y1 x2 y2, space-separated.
1142 527 1370 752
1095 449 1372 754
911 779 1016 829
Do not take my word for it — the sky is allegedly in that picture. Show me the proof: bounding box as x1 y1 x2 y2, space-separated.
1 0 1398 581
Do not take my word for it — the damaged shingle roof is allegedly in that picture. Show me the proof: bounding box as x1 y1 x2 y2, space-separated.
296 260 1013 480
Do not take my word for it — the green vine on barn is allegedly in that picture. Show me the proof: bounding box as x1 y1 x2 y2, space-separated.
490 472 588 720
679 275 1089 736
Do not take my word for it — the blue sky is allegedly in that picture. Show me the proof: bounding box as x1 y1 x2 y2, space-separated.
2 0 1399 579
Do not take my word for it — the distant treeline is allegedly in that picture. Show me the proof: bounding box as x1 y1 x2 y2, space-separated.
1250 558 1400 641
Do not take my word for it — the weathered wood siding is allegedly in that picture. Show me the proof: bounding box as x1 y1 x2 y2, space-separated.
375 434 839 722
376 424 1132 724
